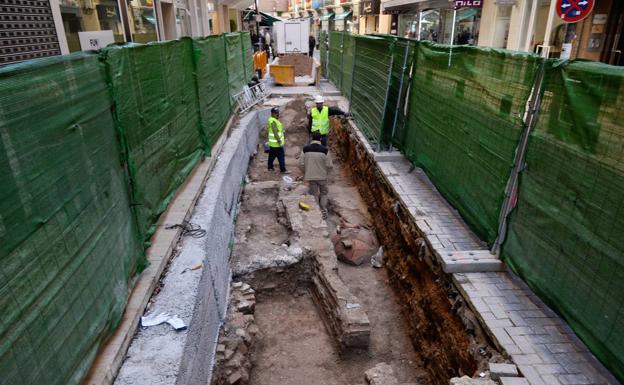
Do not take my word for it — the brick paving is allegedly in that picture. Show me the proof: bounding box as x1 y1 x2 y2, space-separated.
377 158 502 274
342 119 620 385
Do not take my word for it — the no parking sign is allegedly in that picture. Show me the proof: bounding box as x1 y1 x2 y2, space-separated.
556 0 594 23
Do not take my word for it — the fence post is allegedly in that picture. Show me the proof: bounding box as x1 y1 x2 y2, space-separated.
389 40 411 150
491 59 546 255
378 41 395 152
348 36 357 114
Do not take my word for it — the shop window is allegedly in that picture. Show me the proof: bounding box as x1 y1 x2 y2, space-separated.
60 0 125 52
127 0 157 43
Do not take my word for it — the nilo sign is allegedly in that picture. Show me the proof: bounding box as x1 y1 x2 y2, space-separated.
454 0 482 8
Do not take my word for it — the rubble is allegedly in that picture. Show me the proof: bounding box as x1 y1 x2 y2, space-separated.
211 281 258 385
365 363 400 385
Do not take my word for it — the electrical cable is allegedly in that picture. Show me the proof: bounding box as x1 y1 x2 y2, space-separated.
165 220 207 238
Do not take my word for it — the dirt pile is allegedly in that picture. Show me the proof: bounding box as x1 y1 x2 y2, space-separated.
278 54 313 76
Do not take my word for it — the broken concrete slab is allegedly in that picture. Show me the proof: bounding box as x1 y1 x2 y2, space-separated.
364 363 399 385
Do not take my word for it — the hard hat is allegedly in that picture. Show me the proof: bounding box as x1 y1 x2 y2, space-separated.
271 106 280 114
314 95 324 103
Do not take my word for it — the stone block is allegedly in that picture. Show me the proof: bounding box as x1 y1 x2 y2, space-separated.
364 363 399 385
489 363 519 380
449 376 497 385
499 378 530 385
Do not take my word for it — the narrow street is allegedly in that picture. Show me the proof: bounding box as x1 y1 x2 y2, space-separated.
216 98 451 384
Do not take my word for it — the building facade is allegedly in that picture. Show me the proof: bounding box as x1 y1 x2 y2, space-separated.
1 0 250 65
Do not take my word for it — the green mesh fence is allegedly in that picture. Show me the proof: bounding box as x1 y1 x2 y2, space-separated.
502 61 624 382
0 53 144 385
403 43 540 243
367 34 416 148
242 32 254 79
340 33 355 97
225 33 249 101
320 31 328 78
350 35 393 144
103 38 204 243
193 36 232 150
328 31 342 88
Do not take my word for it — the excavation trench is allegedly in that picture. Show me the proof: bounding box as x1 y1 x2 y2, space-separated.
211 98 498 385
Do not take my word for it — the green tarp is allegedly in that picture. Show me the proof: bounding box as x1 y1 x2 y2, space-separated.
103 38 204 243
328 32 342 89
340 33 355 98
502 60 624 380
404 43 540 243
0 53 144 385
225 32 250 102
0 32 253 385
193 36 233 149
349 35 393 144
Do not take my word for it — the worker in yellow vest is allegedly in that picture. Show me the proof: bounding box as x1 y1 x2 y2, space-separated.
267 107 289 173
308 95 348 147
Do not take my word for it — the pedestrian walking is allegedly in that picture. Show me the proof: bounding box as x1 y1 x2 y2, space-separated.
267 107 288 173
264 28 272 59
308 95 348 146
309 34 316 57
300 131 332 219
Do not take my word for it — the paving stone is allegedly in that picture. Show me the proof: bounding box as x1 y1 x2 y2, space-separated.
450 376 497 385
489 363 519 380
500 378 530 385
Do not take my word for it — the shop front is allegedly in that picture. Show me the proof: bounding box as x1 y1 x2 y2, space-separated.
383 0 481 44
60 0 127 51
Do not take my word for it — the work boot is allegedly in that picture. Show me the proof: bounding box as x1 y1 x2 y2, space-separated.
280 170 290 174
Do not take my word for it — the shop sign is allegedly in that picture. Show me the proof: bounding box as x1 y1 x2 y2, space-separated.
382 9 402 15
454 0 482 9
360 0 380 15
556 0 594 23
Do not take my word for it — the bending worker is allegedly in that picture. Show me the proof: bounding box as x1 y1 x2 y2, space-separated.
308 95 347 147
267 106 288 174
300 131 333 219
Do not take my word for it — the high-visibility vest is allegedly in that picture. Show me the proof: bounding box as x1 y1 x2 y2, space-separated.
267 116 284 148
311 106 330 135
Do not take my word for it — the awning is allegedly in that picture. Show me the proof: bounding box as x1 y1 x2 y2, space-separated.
243 9 284 26
382 0 450 12
335 10 352 20
320 13 335 21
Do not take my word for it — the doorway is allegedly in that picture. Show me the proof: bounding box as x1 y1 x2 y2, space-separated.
160 1 176 40
602 1 624 65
